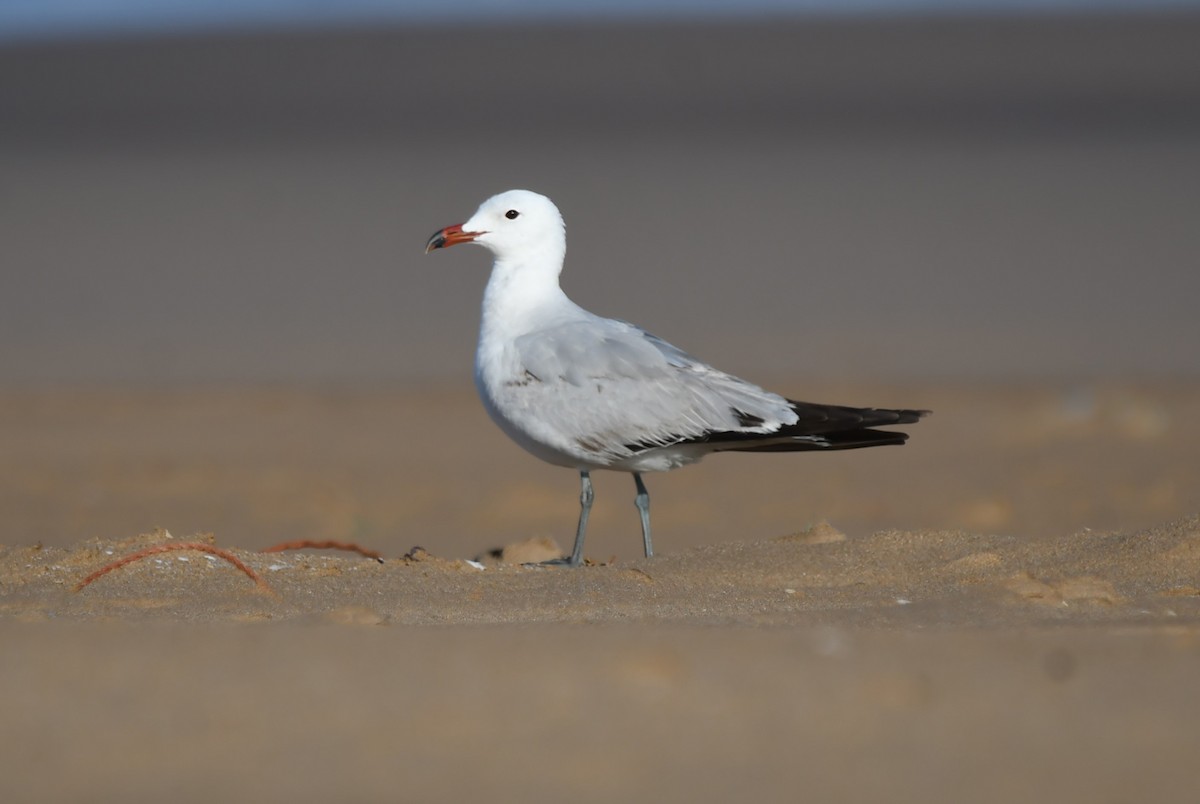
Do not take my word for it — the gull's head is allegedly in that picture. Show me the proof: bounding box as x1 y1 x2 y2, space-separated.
425 189 565 264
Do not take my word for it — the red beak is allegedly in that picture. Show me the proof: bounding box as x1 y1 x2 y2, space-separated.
425 223 479 254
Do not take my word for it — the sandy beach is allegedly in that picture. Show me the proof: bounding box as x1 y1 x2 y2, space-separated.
3 382 1200 802
3 10 1200 802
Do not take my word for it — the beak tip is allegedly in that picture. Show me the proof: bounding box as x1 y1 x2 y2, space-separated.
425 223 471 255
424 231 447 254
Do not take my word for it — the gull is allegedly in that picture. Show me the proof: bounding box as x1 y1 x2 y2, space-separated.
426 189 928 566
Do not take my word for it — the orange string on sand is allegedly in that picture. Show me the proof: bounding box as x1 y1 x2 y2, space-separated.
75 542 273 594
260 539 384 562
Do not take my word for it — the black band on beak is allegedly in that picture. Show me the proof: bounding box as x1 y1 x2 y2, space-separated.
425 230 448 253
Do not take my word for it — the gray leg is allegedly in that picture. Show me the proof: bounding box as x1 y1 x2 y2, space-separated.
633 473 653 558
540 470 593 567
569 471 595 566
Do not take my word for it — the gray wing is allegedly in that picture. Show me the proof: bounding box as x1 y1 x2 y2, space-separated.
512 316 798 462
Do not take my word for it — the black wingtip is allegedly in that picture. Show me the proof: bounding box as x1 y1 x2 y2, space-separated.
896 408 932 425
724 427 911 453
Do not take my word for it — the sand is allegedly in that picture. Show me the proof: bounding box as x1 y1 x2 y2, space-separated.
2 382 1199 802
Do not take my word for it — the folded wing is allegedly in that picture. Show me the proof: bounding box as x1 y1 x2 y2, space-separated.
512 317 926 464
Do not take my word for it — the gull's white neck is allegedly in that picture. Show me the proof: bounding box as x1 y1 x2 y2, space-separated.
479 247 572 340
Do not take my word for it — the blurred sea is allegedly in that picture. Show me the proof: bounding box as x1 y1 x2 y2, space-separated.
2 11 1198 386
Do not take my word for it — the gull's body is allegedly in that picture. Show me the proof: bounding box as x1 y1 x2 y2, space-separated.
427 190 927 566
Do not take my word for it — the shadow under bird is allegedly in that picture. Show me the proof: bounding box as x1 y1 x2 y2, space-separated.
425 190 928 566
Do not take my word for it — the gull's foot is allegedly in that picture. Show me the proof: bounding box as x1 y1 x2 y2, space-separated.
524 556 581 568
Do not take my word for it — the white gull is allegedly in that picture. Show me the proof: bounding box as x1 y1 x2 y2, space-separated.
426 189 927 566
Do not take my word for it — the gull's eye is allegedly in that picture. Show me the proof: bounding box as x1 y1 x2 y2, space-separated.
505 209 519 220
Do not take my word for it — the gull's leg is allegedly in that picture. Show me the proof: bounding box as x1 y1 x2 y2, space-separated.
539 470 593 567
633 472 653 558
568 470 595 566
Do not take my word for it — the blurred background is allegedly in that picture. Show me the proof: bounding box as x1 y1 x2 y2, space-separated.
2 0 1199 554
3 0 1198 386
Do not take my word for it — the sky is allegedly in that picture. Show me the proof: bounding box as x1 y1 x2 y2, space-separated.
1 0 1195 43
